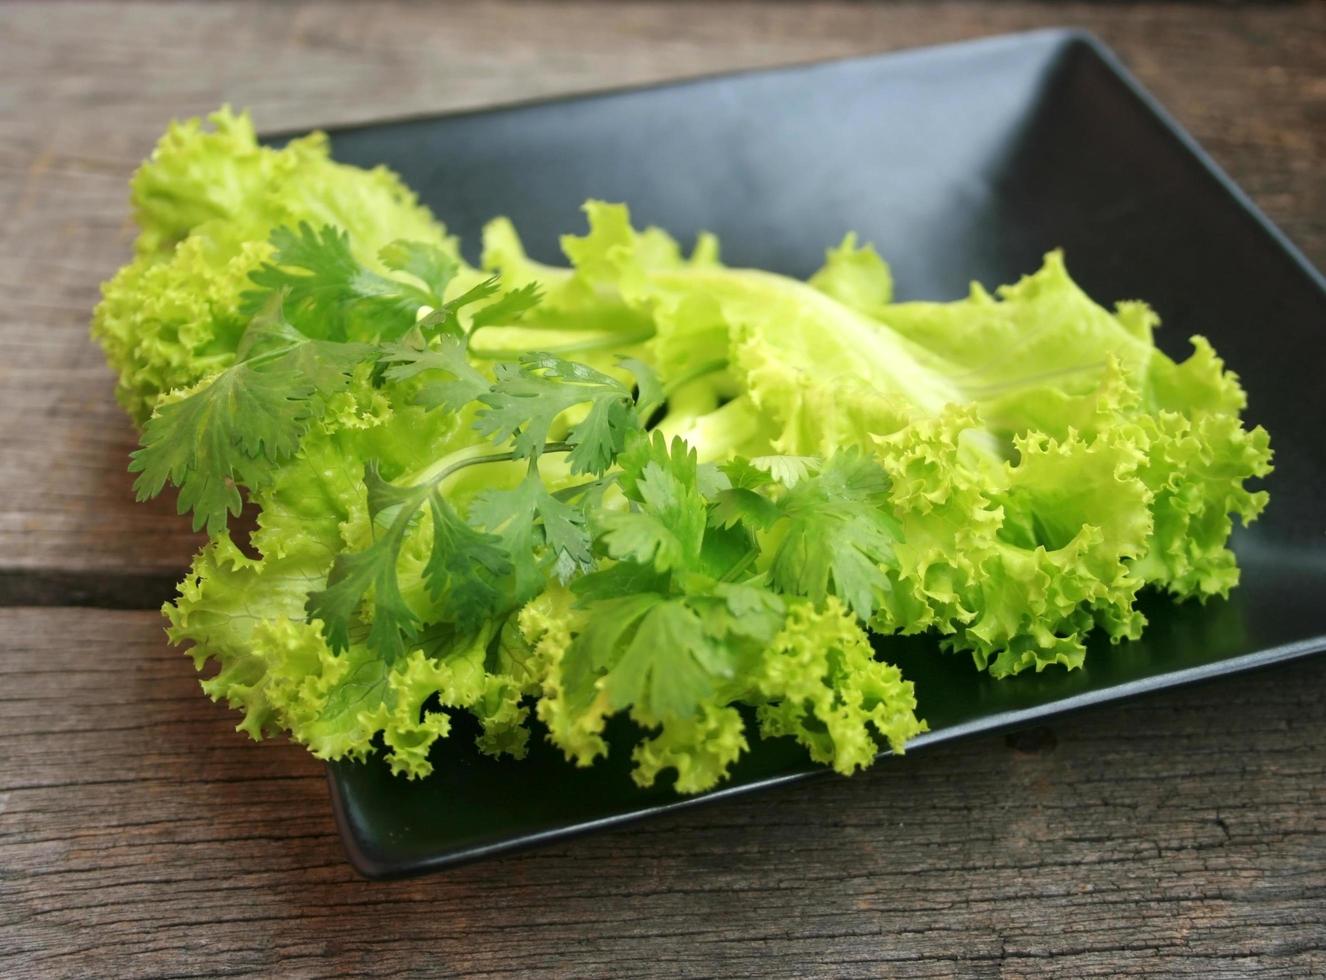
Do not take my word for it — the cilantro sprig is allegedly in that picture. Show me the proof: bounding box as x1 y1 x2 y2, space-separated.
241 224 454 341
131 227 539 535
556 436 903 725
133 221 910 688
305 347 658 662
129 293 376 534
715 450 902 619
559 434 792 722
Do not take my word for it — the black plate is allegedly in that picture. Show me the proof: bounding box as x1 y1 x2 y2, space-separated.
285 29 1326 879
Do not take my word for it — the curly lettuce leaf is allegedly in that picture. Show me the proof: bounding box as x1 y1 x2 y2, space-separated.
808 232 894 315
165 374 536 777
548 204 1271 677
93 107 471 424
755 598 926 775
558 201 965 459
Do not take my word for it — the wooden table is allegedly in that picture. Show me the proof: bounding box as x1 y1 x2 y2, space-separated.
3 2 1323 976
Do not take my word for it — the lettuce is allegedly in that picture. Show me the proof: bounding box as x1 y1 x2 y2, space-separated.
512 203 1271 678
95 114 1271 794
92 107 470 423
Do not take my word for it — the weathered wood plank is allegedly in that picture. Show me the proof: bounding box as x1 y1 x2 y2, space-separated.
2 4 1324 968
0 0 1322 599
0 607 1323 978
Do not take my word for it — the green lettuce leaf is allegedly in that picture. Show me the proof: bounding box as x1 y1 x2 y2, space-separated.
547 203 1271 677
165 373 536 777
93 107 469 424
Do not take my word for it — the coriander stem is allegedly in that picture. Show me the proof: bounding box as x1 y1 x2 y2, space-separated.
372 442 576 530
424 442 573 490
399 442 502 490
550 478 601 501
718 546 760 583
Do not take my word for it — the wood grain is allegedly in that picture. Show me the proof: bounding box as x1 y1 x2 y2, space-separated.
0 0 1322 600
1 607 1323 979
3 3 1325 976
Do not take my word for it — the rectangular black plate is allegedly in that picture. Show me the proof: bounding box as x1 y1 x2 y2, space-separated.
283 29 1326 879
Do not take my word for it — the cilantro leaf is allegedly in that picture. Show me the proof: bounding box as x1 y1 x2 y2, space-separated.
243 224 443 341
536 489 595 582
614 429 695 500
557 427 789 724
598 433 706 573
709 486 780 531
129 295 369 534
604 600 724 719
307 463 525 656
414 276 502 339
471 470 594 591
468 281 543 333
620 356 665 418
570 562 670 603
424 493 513 628
130 364 305 534
305 511 419 661
750 455 818 488
363 460 422 517
475 354 642 473
558 593 663 715
768 449 901 619
378 333 491 412
706 582 786 642
237 310 376 393
378 238 459 296
563 582 786 723
565 394 637 475
719 456 775 491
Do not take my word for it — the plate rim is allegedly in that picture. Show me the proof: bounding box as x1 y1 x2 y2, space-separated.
263 28 1083 142
331 636 1326 880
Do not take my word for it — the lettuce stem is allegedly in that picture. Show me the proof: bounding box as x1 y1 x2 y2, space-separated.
469 325 655 360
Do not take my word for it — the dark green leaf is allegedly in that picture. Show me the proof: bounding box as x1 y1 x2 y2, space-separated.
128 359 305 534
565 395 634 475
475 354 637 471
620 356 664 417
603 600 723 719
468 281 543 332
244 224 433 341
769 449 901 619
129 296 372 534
471 471 594 591
559 592 662 713
378 334 491 412
709 487 780 531
424 493 513 628
415 275 503 339
305 516 418 661
364 461 424 520
378 239 459 298
570 563 670 602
